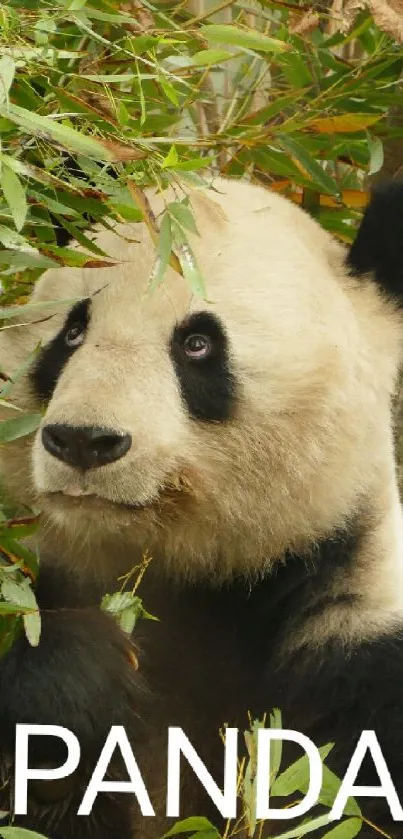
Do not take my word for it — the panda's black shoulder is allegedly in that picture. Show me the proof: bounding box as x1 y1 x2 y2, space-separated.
348 180 403 301
283 629 403 714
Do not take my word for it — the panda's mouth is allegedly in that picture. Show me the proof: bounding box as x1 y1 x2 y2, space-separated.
44 490 160 512
43 475 191 512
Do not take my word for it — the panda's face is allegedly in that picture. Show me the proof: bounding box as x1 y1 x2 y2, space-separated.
31 271 234 517
1 180 401 579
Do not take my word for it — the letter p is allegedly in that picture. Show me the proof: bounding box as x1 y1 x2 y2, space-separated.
14 724 81 815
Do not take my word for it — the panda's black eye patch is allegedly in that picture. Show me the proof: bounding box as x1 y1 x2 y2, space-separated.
31 298 90 403
171 312 236 422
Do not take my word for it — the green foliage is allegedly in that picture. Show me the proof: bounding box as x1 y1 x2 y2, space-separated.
0 413 42 442
0 350 42 656
101 554 158 634
163 816 220 837
0 829 50 839
0 0 401 306
101 591 158 634
0 513 41 656
240 712 363 838
156 712 365 839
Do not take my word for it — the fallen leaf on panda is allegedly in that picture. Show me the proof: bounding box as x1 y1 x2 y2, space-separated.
127 646 139 670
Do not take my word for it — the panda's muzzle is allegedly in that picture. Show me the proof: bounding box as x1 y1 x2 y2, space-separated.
41 424 132 470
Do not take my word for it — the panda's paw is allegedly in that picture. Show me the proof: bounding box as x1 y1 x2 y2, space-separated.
0 607 144 747
0 608 146 836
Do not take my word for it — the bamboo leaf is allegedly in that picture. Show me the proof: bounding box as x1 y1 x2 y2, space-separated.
278 135 339 196
169 159 209 172
367 135 384 175
159 78 179 107
149 213 173 290
271 743 333 797
244 717 270 838
186 832 218 839
322 819 362 839
0 152 91 193
0 56 16 105
101 591 157 635
38 244 116 269
1 578 37 610
0 827 50 838
201 25 288 54
311 765 361 817
23 609 41 647
52 218 108 257
192 49 233 66
0 602 34 614
308 114 382 134
168 201 199 235
163 818 217 837
271 814 332 839
171 221 207 298
29 190 80 218
162 146 180 169
0 225 31 250
0 344 40 398
0 413 42 443
0 531 40 580
1 164 28 232
0 400 23 411
0 103 144 162
268 708 283 783
0 298 80 321
340 190 369 209
0 249 56 272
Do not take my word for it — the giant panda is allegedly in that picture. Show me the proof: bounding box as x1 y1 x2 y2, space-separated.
1 176 403 839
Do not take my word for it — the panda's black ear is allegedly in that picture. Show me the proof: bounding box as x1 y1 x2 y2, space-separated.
347 180 403 301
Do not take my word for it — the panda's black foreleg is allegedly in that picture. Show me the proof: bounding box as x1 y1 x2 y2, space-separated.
0 565 147 839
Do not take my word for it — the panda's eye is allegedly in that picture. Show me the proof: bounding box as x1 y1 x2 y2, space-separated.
65 324 85 348
183 333 212 360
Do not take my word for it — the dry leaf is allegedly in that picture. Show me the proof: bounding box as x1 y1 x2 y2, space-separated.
369 0 403 41
290 10 320 35
343 0 403 41
120 0 155 30
98 138 147 162
308 113 381 132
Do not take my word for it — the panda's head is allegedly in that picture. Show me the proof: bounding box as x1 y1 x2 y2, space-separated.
1 178 402 580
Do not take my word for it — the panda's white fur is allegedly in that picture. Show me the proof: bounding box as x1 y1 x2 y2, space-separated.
2 177 403 839
1 179 402 585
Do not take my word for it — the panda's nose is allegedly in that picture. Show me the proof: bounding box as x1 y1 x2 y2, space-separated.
42 424 132 470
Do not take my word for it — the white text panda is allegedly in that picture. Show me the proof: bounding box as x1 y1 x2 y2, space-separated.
0 177 403 838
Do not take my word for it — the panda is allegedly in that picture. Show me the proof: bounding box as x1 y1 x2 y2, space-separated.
1 176 403 839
